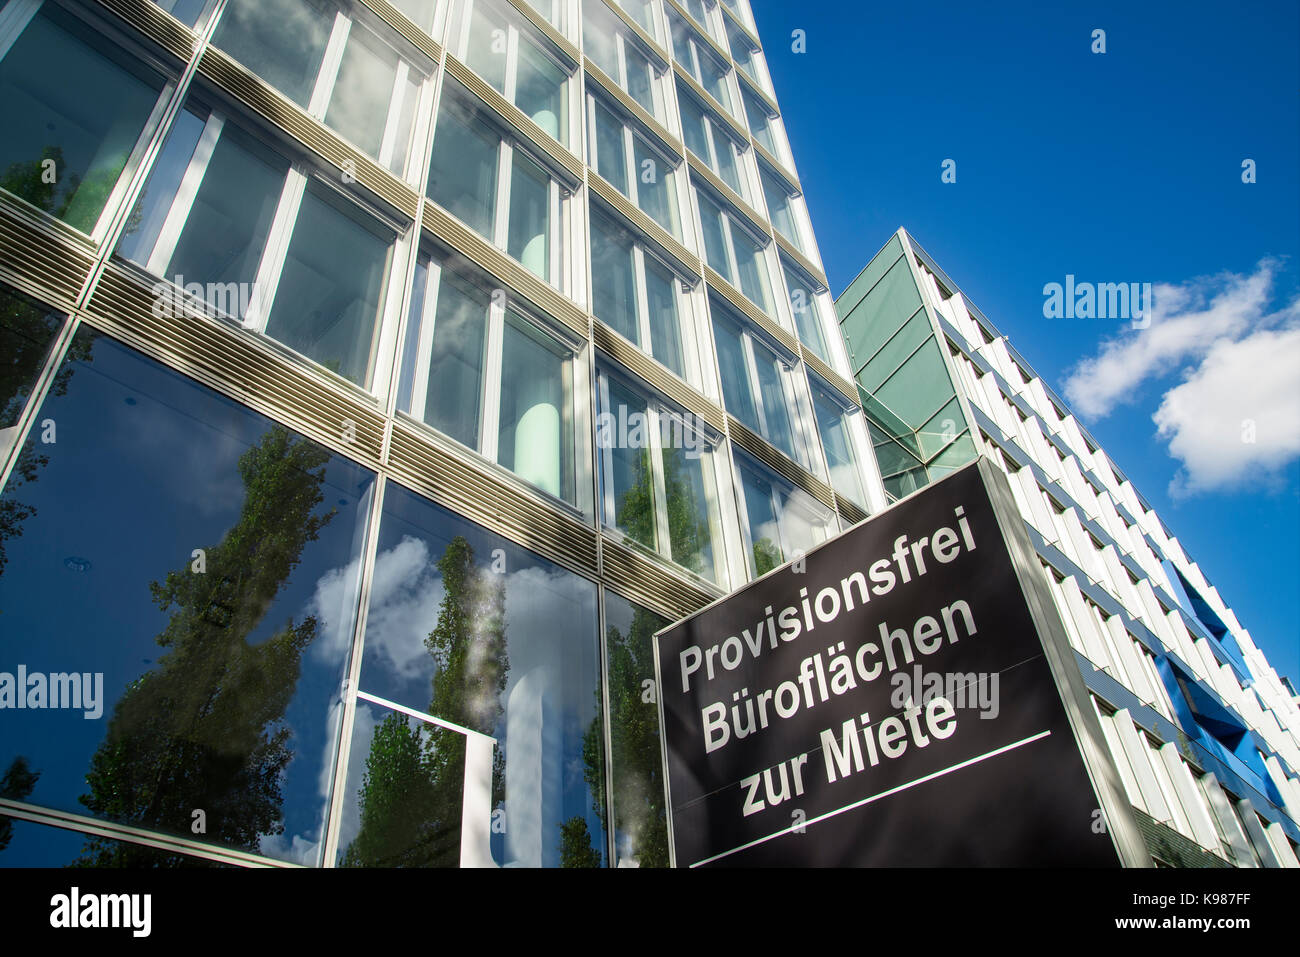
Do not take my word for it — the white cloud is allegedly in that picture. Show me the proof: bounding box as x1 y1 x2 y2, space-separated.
1154 321 1300 496
1062 260 1294 419
305 535 445 681
1061 260 1300 494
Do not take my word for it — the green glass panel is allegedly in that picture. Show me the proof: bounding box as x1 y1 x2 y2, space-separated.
855 306 932 391
872 341 957 431
840 255 922 369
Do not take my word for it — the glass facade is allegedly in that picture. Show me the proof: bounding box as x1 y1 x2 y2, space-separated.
0 0 880 869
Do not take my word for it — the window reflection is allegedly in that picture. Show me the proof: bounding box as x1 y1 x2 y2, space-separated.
342 483 604 867
589 209 689 381
117 108 397 389
735 452 830 577
427 86 564 286
211 0 423 176
587 97 681 238
0 329 375 866
396 253 578 504
596 371 725 584
601 592 670 867
0 4 166 233
458 0 571 145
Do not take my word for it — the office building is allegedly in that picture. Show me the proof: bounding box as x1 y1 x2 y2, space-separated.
0 0 884 866
836 228 1300 867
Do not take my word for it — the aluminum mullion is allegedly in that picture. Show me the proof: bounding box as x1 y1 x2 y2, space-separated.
145 112 225 278
378 59 411 170
408 261 443 422
548 178 561 286
480 299 507 461
596 374 617 530
243 168 307 333
631 245 652 354
92 84 182 248
739 325 769 437
504 22 520 103
622 122 638 206
719 206 740 288
321 473 388 867
309 12 351 119
647 406 671 556
595 587 618 866
493 140 514 250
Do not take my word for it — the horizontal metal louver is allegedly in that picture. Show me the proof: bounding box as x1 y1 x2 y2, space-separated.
592 320 725 431
84 264 387 468
388 419 600 576
197 47 420 219
728 414 835 508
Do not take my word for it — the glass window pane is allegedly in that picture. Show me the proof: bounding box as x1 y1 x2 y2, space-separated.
711 310 757 425
662 441 719 582
696 192 729 276
590 216 638 343
753 345 795 458
632 139 676 235
516 40 566 142
622 43 656 116
114 108 206 267
422 270 489 450
0 6 165 233
644 257 684 379
697 55 731 113
337 703 468 867
394 259 427 413
731 225 771 312
347 483 604 867
427 95 500 239
581 0 619 80
0 286 63 483
498 316 572 502
264 182 393 385
507 150 550 279
601 379 656 548
762 169 797 244
602 592 670 868
156 0 211 28
677 89 711 160
783 262 828 360
325 25 403 163
211 0 334 108
713 132 742 195
813 387 866 507
0 329 375 866
742 87 775 154
738 457 782 575
465 1 509 94
136 121 288 322
390 0 437 33
617 0 655 36
591 100 627 192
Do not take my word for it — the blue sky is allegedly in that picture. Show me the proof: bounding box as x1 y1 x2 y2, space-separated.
752 0 1300 684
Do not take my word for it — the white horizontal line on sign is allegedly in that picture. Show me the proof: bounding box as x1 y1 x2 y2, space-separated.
690 729 1054 867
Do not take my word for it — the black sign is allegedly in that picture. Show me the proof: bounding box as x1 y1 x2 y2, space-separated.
655 459 1133 866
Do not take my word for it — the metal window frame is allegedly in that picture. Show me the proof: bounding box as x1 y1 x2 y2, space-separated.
597 366 725 580
405 249 584 505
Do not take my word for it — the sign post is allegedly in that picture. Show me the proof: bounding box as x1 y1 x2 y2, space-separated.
654 457 1149 867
